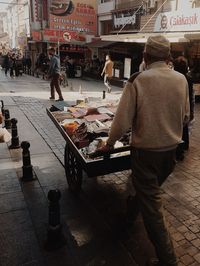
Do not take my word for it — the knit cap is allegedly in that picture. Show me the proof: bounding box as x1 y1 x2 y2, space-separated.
145 35 170 58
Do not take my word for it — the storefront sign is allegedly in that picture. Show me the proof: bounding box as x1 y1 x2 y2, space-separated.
31 31 42 41
114 14 136 28
31 0 41 22
48 0 97 43
154 8 200 32
63 31 72 41
43 29 85 43
18 33 27 48
124 58 131 79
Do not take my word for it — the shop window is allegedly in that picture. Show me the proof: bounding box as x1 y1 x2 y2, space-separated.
192 1 196 8
162 0 172 12
100 0 112 3
101 20 113 35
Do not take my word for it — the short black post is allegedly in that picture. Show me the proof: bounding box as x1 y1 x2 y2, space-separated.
45 189 66 250
9 118 20 149
103 90 106 99
21 141 34 181
1 100 5 116
4 109 11 129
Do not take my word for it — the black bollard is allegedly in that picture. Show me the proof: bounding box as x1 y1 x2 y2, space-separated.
103 90 106 99
21 141 34 181
45 189 66 250
4 109 11 129
9 118 20 149
1 100 5 116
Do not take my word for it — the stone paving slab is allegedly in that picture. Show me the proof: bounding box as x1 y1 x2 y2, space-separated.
0 142 11 159
0 191 26 214
31 153 67 187
6 105 52 155
0 210 44 266
0 161 21 195
0 144 44 266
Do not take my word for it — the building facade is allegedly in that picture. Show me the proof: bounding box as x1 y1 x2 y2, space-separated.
97 0 200 79
0 12 9 54
6 0 30 51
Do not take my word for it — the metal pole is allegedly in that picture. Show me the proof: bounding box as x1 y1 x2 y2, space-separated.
21 141 34 181
45 189 66 250
139 0 168 33
58 40 60 57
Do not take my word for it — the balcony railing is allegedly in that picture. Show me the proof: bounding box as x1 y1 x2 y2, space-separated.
98 0 115 14
115 0 143 10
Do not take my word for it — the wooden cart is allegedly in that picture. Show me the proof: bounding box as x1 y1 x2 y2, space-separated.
47 109 131 194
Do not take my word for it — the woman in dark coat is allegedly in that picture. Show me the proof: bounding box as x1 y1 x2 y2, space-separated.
173 57 195 160
3 53 10 76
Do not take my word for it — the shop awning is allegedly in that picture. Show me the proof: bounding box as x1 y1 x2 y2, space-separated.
100 32 193 43
100 31 200 44
87 40 117 48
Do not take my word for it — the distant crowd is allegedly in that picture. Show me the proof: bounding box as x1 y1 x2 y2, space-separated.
0 49 109 81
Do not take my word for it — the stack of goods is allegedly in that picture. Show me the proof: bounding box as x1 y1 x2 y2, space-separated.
51 99 130 158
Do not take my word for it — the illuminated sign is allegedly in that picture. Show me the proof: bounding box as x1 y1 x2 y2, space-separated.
154 8 200 32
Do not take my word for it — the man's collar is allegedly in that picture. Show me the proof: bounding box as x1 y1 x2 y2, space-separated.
146 61 168 70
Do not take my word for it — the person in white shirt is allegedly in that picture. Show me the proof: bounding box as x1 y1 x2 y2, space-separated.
101 54 114 93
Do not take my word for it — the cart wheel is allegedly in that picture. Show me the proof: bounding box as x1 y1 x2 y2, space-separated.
64 145 82 194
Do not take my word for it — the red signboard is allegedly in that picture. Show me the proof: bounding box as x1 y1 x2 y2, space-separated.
43 28 86 43
32 31 42 41
47 0 97 43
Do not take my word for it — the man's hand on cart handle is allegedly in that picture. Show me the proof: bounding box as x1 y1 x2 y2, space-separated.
97 142 114 153
89 143 113 159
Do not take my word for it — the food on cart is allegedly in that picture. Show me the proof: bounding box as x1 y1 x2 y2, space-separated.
86 138 128 159
85 107 99 116
71 123 90 149
85 113 111 122
49 97 131 159
63 121 79 136
97 107 114 116
87 139 105 156
68 107 88 118
52 111 74 122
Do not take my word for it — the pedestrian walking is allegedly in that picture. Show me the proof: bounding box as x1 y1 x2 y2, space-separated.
26 56 32 75
101 54 113 93
10 53 16 78
3 53 10 76
173 56 195 160
47 48 64 101
98 35 190 266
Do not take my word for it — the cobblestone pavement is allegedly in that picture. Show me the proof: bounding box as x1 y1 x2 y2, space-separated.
1 70 200 266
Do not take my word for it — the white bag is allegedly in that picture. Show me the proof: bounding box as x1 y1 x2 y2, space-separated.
0 128 11 143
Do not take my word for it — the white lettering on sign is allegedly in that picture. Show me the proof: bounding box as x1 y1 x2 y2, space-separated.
170 14 198 27
114 14 136 28
154 8 200 32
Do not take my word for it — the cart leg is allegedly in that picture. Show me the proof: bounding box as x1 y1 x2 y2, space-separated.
64 144 82 194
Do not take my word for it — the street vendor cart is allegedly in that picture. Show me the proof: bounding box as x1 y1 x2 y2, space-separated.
47 100 131 194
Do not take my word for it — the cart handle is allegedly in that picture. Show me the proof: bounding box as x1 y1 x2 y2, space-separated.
89 145 131 159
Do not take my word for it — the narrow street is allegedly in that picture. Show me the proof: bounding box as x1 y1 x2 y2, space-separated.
1 70 200 266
